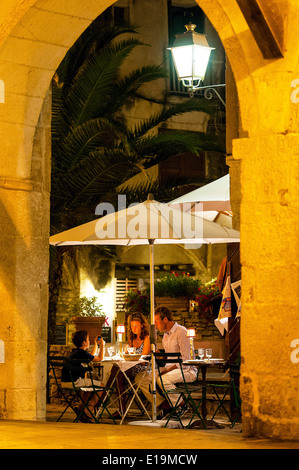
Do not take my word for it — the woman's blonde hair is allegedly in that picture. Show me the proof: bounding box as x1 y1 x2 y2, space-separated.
127 312 150 344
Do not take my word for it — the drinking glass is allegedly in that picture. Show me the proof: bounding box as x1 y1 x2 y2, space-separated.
107 346 115 358
198 348 205 360
206 348 212 361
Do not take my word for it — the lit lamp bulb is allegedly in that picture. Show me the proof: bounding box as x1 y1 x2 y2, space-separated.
187 328 196 360
116 324 125 355
168 23 215 95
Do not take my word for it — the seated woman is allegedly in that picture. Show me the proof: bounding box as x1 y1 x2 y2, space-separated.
61 329 105 423
104 312 151 419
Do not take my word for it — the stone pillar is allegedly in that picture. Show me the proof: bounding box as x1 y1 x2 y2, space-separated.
234 133 299 439
0 89 51 420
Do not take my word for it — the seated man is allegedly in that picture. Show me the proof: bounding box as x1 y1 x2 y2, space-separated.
135 306 197 419
61 329 105 422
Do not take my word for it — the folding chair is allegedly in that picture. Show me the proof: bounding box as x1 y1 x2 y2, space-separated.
208 363 241 428
153 352 206 429
48 355 81 422
65 357 117 424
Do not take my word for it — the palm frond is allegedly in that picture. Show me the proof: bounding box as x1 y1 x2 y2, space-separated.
57 22 140 91
54 118 125 170
58 147 147 210
51 21 225 231
116 175 211 205
63 38 145 127
109 65 169 114
127 98 217 140
134 131 225 165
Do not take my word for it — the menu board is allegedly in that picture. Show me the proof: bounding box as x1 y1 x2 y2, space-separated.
101 326 111 343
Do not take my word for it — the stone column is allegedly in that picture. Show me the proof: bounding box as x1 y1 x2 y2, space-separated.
0 89 51 420
234 133 299 439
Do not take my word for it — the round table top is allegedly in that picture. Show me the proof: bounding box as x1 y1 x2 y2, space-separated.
183 359 227 366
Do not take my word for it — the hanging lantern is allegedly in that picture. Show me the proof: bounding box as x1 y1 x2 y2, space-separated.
169 23 215 93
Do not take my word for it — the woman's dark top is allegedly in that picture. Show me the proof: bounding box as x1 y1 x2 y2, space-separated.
61 348 94 382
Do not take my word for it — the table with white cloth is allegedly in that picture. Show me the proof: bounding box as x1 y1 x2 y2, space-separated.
99 357 151 424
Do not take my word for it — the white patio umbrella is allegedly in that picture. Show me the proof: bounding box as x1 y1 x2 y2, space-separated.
169 174 232 227
50 194 240 424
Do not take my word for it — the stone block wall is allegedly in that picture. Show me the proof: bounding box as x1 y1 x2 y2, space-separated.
155 297 222 342
48 345 73 404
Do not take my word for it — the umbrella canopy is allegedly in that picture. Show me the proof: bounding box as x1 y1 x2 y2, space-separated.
169 174 230 211
50 194 240 423
50 193 239 247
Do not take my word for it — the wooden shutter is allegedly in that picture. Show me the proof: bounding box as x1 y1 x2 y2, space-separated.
115 278 138 312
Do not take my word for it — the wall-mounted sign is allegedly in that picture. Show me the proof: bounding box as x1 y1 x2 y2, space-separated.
101 326 111 343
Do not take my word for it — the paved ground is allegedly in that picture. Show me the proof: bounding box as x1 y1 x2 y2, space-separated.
0 404 298 450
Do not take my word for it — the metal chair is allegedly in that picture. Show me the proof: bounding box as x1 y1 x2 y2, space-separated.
153 352 206 429
208 363 241 428
48 355 81 422
65 357 117 423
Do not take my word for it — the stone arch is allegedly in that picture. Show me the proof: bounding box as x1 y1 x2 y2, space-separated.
0 0 256 423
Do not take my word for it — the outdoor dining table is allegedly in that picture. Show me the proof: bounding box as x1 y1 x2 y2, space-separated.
98 357 151 424
183 359 228 429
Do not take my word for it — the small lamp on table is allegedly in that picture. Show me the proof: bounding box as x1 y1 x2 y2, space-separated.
187 328 196 360
116 324 125 356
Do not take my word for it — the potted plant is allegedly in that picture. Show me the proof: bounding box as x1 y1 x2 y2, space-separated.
154 272 202 298
123 271 203 315
122 273 203 315
68 296 107 340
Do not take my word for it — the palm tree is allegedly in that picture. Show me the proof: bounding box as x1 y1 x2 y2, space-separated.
49 20 225 341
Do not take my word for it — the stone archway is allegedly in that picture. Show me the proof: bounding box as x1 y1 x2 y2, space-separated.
0 0 298 440
195 1 299 440
0 0 116 422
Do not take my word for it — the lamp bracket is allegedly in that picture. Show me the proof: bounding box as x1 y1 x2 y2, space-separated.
187 83 226 106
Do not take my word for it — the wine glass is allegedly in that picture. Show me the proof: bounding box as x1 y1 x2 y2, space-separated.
107 346 115 358
198 348 205 360
206 348 212 362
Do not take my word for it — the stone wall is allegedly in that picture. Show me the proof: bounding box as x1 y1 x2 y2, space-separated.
155 297 222 342
48 345 73 404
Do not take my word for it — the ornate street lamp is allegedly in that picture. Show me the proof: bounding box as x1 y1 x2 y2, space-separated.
169 23 225 105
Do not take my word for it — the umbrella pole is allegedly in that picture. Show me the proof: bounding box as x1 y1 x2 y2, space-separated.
149 239 157 422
